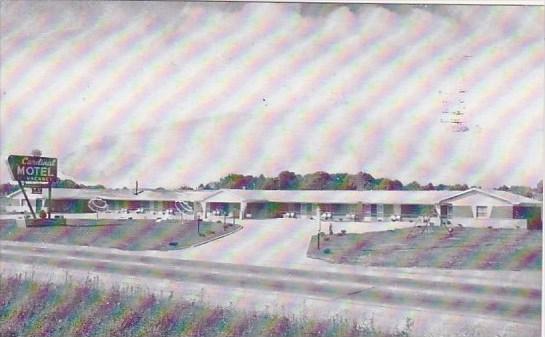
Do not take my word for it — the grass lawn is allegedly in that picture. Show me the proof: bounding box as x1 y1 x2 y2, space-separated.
307 227 542 270
0 219 241 251
0 274 415 337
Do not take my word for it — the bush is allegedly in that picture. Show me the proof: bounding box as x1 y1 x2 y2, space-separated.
323 248 332 254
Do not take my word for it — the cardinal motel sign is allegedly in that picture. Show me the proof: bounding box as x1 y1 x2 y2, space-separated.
8 155 58 183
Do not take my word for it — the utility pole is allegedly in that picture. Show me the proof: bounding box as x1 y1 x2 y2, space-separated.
134 180 143 195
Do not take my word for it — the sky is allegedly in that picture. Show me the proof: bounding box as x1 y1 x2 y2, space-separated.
1 2 543 189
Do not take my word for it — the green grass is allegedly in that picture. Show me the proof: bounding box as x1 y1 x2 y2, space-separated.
308 227 542 270
0 220 241 251
0 274 415 337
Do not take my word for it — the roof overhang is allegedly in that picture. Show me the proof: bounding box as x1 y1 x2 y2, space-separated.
438 188 513 205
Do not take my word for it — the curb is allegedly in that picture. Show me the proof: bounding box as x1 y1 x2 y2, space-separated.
191 225 244 248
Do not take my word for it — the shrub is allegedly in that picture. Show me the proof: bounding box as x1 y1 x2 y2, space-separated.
323 248 332 254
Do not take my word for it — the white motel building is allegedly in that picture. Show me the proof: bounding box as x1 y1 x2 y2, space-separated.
4 187 542 229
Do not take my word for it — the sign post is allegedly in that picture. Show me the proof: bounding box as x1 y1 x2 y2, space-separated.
48 182 52 219
7 155 58 220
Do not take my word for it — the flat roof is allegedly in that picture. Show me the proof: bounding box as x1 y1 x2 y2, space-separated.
7 188 220 202
6 187 542 206
203 189 455 204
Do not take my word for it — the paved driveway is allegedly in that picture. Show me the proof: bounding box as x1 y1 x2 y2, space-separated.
156 218 418 268
144 219 541 290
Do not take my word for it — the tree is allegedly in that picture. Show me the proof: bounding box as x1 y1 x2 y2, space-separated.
510 185 533 198
301 171 330 190
52 179 80 189
332 173 356 190
278 171 299 190
376 178 403 190
449 184 469 191
422 183 435 191
219 174 248 189
404 181 421 191
261 177 278 190
346 172 374 190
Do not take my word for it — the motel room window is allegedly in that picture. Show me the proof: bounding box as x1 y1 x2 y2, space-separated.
476 206 488 218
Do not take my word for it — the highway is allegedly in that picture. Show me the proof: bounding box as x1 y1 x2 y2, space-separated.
1 240 541 329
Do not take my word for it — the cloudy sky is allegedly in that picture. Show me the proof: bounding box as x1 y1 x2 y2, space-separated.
1 2 543 188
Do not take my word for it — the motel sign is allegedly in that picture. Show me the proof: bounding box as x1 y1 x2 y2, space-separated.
8 155 58 182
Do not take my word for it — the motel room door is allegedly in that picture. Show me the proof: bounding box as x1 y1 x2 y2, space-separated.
440 204 451 223
376 204 384 221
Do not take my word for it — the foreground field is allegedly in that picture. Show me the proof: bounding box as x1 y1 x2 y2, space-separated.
0 220 241 251
0 274 415 337
308 227 542 270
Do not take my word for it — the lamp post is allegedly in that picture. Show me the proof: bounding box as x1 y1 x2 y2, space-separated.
197 217 201 235
317 206 321 250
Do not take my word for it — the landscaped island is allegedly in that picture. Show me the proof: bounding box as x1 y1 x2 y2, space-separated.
0 220 241 251
308 227 542 270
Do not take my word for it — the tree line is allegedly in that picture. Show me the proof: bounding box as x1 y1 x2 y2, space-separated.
1 174 542 200
198 172 543 199
199 171 472 191
0 179 105 196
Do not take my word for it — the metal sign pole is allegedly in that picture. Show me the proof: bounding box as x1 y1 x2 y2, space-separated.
17 180 36 219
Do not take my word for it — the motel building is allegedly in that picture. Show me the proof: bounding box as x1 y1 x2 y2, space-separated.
3 187 542 229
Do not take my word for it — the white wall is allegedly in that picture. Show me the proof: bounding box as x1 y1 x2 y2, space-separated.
442 191 512 219
448 217 527 229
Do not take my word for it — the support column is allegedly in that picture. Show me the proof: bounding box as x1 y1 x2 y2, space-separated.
393 204 401 217
240 201 247 220
357 202 363 222
200 202 208 220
